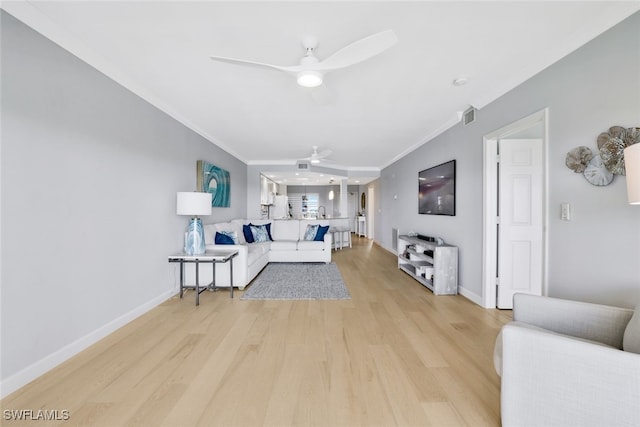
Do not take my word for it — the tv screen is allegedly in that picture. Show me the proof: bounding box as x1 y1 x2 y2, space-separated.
419 160 456 216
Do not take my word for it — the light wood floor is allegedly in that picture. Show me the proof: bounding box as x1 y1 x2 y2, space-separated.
2 236 511 427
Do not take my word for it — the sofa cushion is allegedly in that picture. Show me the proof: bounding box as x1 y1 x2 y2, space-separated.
215 231 237 245
270 240 297 251
314 225 330 241
246 244 265 265
251 241 271 256
623 306 640 354
303 224 320 241
272 220 300 241
297 240 325 251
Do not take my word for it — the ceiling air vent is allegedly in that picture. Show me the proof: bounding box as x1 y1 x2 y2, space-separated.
296 161 310 170
462 106 477 126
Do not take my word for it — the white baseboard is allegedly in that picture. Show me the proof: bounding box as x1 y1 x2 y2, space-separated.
458 285 483 306
375 239 396 255
0 290 176 399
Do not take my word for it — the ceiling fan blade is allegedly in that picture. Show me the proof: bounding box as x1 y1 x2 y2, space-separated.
209 55 299 73
311 29 398 71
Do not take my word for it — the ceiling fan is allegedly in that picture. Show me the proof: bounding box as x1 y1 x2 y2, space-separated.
209 30 398 88
303 146 333 164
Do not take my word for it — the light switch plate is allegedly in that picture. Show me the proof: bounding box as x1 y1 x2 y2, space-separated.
561 202 571 221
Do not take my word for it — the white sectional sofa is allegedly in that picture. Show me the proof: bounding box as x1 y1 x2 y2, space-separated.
184 219 332 290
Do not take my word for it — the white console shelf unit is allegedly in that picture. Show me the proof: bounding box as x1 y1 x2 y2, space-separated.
397 235 458 295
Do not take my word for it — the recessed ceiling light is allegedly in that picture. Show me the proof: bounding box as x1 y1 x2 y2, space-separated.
453 77 468 86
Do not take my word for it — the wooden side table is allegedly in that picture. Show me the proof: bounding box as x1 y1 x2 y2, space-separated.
168 249 239 306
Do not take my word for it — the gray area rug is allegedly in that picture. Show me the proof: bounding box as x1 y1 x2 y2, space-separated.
241 262 351 300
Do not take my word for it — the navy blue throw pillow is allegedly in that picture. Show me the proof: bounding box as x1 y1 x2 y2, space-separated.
215 232 235 245
314 225 330 241
243 224 254 243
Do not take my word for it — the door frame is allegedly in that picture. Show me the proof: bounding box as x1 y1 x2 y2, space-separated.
367 186 375 239
482 109 549 308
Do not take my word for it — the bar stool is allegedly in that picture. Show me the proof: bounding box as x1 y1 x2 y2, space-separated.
329 227 339 251
332 226 352 250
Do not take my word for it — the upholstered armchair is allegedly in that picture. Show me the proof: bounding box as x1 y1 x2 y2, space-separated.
494 293 640 427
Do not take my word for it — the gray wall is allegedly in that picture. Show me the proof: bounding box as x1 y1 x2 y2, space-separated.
376 12 640 308
0 11 247 393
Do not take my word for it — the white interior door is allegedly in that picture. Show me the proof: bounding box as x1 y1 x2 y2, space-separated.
348 192 357 232
497 138 544 308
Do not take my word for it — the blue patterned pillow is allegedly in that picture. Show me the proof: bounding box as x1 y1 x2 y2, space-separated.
251 225 270 242
314 225 330 241
263 223 274 241
215 231 236 245
304 224 320 241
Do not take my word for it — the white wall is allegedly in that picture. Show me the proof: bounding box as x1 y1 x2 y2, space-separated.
0 11 247 396
375 12 640 308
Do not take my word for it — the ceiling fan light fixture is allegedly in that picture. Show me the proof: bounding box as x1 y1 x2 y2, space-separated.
297 70 323 87
310 158 321 164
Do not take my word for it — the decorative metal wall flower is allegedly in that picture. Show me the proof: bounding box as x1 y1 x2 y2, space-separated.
598 126 628 175
565 146 593 173
626 127 640 147
583 155 614 186
566 125 639 187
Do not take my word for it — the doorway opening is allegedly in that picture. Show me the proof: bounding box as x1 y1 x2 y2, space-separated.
482 109 549 309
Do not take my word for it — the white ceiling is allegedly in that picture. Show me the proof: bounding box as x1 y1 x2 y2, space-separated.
4 1 640 186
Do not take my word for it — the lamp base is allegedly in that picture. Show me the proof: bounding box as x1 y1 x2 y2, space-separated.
185 218 205 255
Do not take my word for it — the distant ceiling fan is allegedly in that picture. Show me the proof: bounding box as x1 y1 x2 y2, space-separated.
303 146 333 164
209 30 398 88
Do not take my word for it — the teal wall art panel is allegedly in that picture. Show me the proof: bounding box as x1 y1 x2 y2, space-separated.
197 160 231 207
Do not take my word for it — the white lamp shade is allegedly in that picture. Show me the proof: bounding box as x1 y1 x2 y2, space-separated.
176 192 212 216
625 144 640 205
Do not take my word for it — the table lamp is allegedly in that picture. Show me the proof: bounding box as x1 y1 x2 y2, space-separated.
177 192 212 255
625 143 640 205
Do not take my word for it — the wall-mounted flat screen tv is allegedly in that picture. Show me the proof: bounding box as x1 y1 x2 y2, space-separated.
418 160 456 216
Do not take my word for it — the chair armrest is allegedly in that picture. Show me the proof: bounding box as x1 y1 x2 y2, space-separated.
501 324 640 427
513 293 633 348
323 233 332 252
